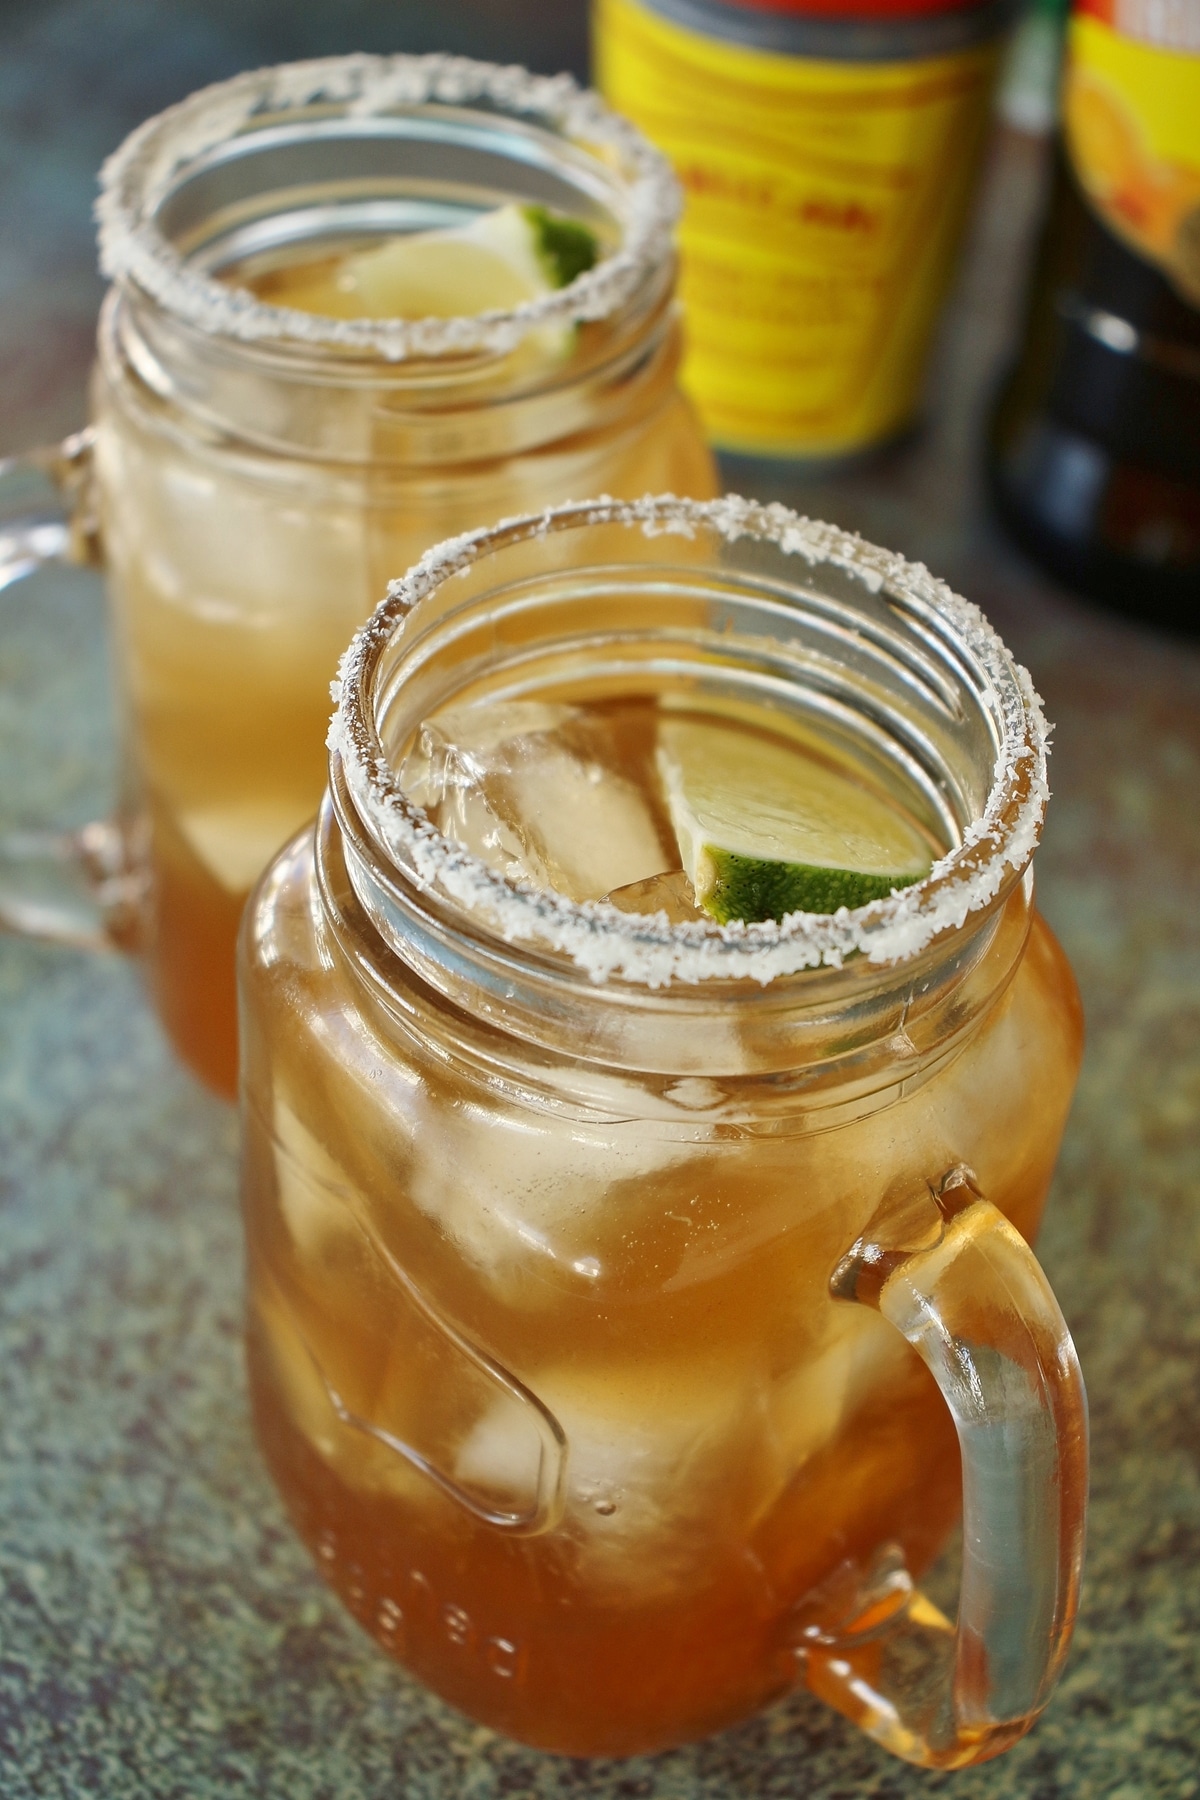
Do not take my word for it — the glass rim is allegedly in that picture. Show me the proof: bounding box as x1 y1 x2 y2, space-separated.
329 494 1051 988
96 53 679 364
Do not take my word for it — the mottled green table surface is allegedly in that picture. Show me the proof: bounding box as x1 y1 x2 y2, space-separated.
2 6 1198 1796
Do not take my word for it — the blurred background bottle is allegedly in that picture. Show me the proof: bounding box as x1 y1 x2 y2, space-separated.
593 0 1015 470
988 0 1200 631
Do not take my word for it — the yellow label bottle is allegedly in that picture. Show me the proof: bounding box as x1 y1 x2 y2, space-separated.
1063 0 1200 302
987 0 1200 627
594 0 1010 462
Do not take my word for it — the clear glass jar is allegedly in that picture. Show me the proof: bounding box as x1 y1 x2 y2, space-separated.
239 496 1087 1768
51 55 716 1093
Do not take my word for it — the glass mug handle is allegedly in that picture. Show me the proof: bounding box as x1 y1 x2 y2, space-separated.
798 1165 1088 1770
0 430 136 950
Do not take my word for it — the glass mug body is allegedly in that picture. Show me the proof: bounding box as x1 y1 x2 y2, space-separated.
238 499 1086 1765
88 56 716 1095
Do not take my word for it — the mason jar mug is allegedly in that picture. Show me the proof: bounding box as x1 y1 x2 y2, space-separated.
0 55 716 1093
239 495 1087 1768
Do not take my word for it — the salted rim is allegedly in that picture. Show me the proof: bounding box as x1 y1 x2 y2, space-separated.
328 495 1050 987
96 54 679 362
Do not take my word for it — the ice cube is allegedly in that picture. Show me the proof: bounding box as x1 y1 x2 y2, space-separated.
177 795 316 893
252 1280 345 1468
100 429 371 631
270 1095 361 1262
252 1279 431 1507
456 1358 780 1596
605 868 699 924
399 700 669 902
767 1312 903 1474
404 1096 702 1295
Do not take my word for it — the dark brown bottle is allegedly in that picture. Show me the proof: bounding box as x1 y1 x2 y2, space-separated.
987 7 1200 633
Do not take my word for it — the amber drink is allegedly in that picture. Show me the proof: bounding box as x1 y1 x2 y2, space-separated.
89 57 714 1092
240 497 1087 1768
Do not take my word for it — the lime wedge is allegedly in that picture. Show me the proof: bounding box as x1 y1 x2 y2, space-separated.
323 202 598 320
522 205 600 289
656 717 933 925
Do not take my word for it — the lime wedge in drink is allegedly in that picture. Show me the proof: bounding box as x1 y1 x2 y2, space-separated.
327 202 598 318
656 717 933 925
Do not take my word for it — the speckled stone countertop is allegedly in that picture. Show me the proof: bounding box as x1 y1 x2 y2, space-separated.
2 6 1198 1796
